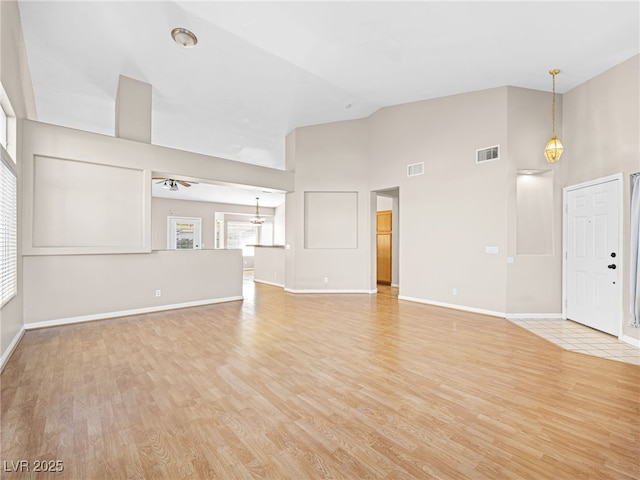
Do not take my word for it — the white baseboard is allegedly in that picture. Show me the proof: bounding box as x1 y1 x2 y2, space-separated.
398 295 505 318
506 313 564 320
0 327 25 372
23 296 244 331
284 288 376 295
622 334 640 348
254 279 285 288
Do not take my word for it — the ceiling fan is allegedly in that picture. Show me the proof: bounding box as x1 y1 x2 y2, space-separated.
153 177 198 191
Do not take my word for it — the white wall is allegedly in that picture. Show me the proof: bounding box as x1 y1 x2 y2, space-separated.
562 55 639 187
368 88 509 314
516 172 554 255
273 202 285 245
115 75 151 143
562 54 640 341
0 1 37 119
30 155 150 253
291 84 605 318
22 120 293 257
377 196 393 211
287 59 639 325
505 87 563 315
254 246 285 287
0 0 37 363
16 119 292 338
285 120 372 292
23 249 243 325
391 196 399 286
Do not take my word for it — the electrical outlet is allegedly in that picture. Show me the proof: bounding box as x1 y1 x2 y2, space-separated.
452 288 457 296
323 277 329 284
155 290 161 297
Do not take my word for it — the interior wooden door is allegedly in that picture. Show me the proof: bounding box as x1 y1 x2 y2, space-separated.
377 210 392 285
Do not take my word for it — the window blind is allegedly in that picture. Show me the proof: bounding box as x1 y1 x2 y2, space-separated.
1 157 17 306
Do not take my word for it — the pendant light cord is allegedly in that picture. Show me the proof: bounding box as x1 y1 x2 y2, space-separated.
551 72 557 136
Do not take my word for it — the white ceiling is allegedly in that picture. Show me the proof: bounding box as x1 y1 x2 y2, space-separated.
16 1 640 204
151 177 285 208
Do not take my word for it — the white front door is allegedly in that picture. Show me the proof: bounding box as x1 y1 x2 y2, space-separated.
168 216 202 249
565 177 620 335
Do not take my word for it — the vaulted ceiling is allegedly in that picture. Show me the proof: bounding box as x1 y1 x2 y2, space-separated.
16 1 640 203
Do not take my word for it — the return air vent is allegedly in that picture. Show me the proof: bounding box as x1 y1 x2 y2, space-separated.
407 162 424 177
476 145 500 164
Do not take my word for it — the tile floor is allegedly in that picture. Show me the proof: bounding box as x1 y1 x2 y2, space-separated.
509 318 640 365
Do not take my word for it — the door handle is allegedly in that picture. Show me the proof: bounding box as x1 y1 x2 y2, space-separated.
608 264 617 269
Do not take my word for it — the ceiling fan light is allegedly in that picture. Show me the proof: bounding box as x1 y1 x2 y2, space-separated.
162 180 170 189
170 181 179 191
544 135 564 163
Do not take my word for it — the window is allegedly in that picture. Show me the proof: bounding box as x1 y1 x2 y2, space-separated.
0 105 7 151
1 156 17 306
0 82 16 161
167 216 202 249
226 222 258 256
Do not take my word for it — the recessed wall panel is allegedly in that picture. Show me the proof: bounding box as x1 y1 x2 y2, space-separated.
516 172 553 255
33 156 145 249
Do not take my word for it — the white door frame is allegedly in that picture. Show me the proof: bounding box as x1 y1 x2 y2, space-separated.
562 173 624 338
167 216 202 249
371 188 400 293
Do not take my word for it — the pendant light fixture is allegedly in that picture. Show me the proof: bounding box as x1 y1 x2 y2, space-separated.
250 197 265 225
544 68 564 163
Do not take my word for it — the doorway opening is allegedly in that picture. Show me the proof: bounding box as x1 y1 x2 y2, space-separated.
372 188 399 294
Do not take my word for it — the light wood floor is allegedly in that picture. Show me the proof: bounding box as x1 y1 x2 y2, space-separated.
2 282 639 479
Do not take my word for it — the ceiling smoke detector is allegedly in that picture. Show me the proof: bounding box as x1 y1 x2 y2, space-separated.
171 27 198 48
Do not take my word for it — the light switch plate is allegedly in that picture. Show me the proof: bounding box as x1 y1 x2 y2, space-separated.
485 246 499 254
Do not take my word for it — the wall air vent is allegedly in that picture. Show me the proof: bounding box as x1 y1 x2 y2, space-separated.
407 162 424 177
476 145 500 164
